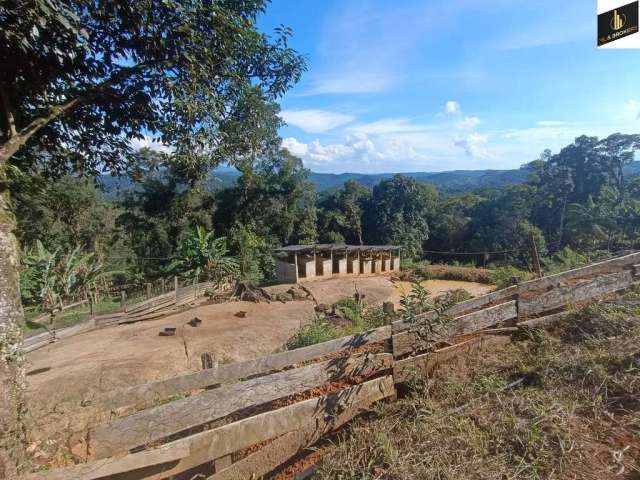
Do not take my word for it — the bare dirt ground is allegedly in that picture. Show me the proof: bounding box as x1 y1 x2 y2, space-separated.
25 276 492 415
387 279 494 305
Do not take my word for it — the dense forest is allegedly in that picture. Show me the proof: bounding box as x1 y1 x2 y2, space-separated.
12 132 640 303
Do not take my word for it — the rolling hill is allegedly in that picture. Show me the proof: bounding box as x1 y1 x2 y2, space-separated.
99 161 640 197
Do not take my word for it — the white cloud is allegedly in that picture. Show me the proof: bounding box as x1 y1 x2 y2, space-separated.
454 133 489 158
280 109 355 133
281 137 309 158
130 136 174 154
457 116 480 129
445 100 461 114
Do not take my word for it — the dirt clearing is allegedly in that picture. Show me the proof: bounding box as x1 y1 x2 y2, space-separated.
25 275 492 420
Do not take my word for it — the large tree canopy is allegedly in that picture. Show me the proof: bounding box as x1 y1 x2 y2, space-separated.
0 0 306 174
0 1 305 466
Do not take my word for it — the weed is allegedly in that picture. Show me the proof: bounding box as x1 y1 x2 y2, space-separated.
286 315 339 350
488 265 532 289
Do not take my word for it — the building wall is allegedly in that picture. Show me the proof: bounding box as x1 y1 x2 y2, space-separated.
275 260 298 283
333 258 347 275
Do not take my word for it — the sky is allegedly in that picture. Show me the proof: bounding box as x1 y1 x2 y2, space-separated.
255 0 640 173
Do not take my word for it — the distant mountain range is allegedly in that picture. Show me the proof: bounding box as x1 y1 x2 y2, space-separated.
99 161 640 197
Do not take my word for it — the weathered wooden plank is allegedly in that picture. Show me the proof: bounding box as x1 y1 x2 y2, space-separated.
24 443 190 480
23 318 98 353
518 311 571 329
392 301 517 358
126 292 175 314
93 353 393 459
125 297 175 317
519 270 636 317
209 376 394 480
393 335 512 383
517 251 640 295
95 326 391 412
28 377 394 480
391 285 517 333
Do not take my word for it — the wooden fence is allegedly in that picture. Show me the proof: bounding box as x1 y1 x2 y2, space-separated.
23 279 225 353
25 252 640 480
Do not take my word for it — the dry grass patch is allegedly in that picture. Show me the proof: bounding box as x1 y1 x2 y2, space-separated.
316 298 640 480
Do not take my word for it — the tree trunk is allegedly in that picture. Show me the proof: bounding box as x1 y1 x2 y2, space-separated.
0 164 28 466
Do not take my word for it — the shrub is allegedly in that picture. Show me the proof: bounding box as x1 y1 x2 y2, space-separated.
488 266 531 289
414 264 493 284
286 315 339 350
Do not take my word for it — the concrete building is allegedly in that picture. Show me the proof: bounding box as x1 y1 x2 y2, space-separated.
274 244 401 284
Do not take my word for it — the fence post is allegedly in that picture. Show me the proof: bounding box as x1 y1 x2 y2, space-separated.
174 276 179 302
121 290 127 313
530 231 543 278
89 298 94 319
161 278 166 294
146 283 152 299
193 276 197 301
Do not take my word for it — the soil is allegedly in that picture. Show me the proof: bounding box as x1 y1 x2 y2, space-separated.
25 276 492 419
387 279 494 306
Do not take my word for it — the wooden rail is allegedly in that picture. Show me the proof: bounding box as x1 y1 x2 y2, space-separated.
27 251 640 480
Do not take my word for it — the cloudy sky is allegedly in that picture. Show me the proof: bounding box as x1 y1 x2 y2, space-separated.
257 0 640 173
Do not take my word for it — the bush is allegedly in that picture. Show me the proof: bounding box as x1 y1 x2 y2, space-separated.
488 266 531 289
286 315 339 350
412 264 493 284
335 297 388 332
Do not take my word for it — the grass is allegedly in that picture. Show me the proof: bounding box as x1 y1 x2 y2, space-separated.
22 296 125 336
487 265 533 289
315 294 640 480
286 298 389 350
404 263 494 284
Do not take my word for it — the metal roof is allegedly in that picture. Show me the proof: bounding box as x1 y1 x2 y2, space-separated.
274 243 400 253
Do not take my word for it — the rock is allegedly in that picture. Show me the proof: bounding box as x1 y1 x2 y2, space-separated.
315 303 330 313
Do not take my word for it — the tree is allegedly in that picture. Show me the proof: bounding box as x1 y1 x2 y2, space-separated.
317 180 370 245
466 185 536 265
228 222 273 283
0 0 304 465
529 134 640 246
565 194 617 251
363 175 436 259
22 242 106 338
215 149 317 246
171 226 238 286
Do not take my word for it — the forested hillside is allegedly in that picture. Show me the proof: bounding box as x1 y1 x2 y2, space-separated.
98 160 640 195
12 134 640 299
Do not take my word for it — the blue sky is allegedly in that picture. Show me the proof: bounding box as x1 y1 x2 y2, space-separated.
255 0 640 173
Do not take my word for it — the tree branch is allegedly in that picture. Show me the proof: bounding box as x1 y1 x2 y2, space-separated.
0 59 172 166
0 83 17 140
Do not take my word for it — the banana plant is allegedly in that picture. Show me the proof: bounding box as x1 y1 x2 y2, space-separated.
170 226 239 287
22 242 109 340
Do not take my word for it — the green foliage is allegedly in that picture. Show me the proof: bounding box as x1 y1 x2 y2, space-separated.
228 223 273 283
2 0 306 174
364 175 437 259
334 297 387 332
488 266 531 289
317 180 370 244
21 241 107 313
170 226 238 284
286 316 338 350
214 149 318 246
542 247 590 274
399 280 432 322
